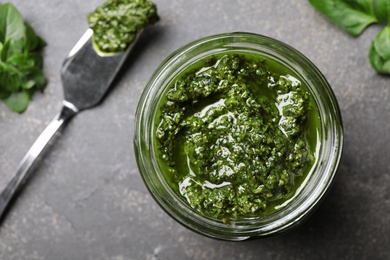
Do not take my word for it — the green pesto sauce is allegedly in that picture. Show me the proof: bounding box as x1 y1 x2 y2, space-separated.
155 53 320 222
88 0 159 55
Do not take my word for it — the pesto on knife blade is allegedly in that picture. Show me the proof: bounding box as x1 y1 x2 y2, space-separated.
88 0 159 55
155 53 320 222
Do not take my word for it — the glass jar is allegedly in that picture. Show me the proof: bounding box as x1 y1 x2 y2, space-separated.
134 32 343 241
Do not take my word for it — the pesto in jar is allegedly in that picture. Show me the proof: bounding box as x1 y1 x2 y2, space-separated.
155 53 320 222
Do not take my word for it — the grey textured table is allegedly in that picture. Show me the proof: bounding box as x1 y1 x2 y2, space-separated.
0 1 389 259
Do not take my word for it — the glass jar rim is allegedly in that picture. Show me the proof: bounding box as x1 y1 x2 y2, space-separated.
134 32 343 241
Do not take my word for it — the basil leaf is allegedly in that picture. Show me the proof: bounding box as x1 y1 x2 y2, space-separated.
0 39 10 61
0 88 10 99
0 66 11 98
2 91 30 113
0 64 22 92
309 0 378 36
369 25 390 74
375 0 390 23
0 3 46 112
0 3 25 43
24 22 46 51
24 22 37 50
27 67 46 89
30 52 43 68
1 38 24 62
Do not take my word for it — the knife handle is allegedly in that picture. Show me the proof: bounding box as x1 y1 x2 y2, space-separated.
0 101 78 220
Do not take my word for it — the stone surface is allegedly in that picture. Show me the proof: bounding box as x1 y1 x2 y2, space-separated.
0 0 389 259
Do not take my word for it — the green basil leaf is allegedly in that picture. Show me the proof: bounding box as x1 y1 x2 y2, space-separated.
29 52 43 68
10 54 36 73
369 25 390 74
30 35 46 50
0 3 46 112
25 23 46 50
6 53 28 67
27 67 45 88
24 22 40 51
2 90 29 113
375 0 390 23
309 0 378 36
0 88 10 99
22 80 35 90
0 39 10 61
0 68 22 92
0 66 11 98
1 38 24 62
0 3 26 43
